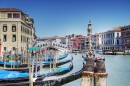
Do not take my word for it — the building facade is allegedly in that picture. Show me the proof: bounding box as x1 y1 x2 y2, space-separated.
85 36 91 51
121 25 130 50
91 33 102 50
101 27 122 50
71 35 85 51
0 8 35 56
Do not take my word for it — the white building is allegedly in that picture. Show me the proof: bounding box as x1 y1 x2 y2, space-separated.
101 27 122 50
91 33 102 49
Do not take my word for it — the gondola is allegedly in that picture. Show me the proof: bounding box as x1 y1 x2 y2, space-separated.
5 66 40 73
0 61 28 68
43 57 73 68
0 53 69 68
0 62 73 84
34 62 84 86
38 53 68 61
0 57 72 73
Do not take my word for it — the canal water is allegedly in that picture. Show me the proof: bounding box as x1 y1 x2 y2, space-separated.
63 53 130 86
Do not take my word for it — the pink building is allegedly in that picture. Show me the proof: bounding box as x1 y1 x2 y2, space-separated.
121 25 130 50
71 35 85 51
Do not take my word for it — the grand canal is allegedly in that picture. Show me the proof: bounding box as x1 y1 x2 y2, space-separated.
6 53 130 86
63 53 130 86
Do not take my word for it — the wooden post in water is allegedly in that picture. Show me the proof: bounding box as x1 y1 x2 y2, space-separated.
46 49 49 61
54 50 57 68
94 60 108 86
31 58 34 86
57 51 59 63
3 53 6 69
27 42 29 67
28 52 30 68
80 58 94 86
13 49 16 68
11 51 12 68
53 51 55 69
35 52 38 78
29 52 33 86
40 50 43 74
49 50 52 72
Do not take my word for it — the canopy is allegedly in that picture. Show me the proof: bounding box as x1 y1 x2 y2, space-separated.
0 70 28 79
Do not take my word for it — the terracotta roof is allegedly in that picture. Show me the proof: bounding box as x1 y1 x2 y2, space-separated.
109 26 122 31
0 8 22 12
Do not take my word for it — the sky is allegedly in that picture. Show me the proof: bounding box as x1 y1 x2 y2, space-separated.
0 0 130 37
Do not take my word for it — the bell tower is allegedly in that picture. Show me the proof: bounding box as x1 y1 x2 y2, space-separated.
87 20 92 36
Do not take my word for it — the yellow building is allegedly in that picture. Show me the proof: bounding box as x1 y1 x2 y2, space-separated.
0 8 35 57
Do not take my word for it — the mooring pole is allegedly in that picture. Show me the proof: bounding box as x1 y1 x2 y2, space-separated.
13 49 16 68
3 53 6 69
29 52 33 86
80 58 94 86
35 52 38 78
40 50 43 74
94 60 108 86
49 50 52 72
11 52 12 68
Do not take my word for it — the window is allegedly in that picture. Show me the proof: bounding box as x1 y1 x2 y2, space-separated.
117 39 119 44
117 33 119 37
12 34 16 42
21 35 22 42
28 30 29 34
13 13 20 18
3 26 7 32
12 26 16 32
3 35 7 42
7 13 12 18
113 40 114 44
22 27 24 32
13 47 15 50
4 47 6 51
113 33 114 37
21 26 22 32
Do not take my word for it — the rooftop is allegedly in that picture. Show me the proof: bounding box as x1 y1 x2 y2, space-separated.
0 8 22 12
108 26 122 31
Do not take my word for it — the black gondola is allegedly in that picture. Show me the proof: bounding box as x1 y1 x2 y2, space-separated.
34 62 84 86
43 57 73 68
5 66 40 73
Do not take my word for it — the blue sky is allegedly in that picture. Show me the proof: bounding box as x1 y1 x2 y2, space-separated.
0 0 130 37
